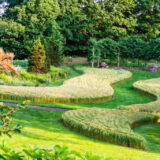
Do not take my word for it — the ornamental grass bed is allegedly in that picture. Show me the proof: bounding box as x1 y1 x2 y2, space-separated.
62 108 159 149
0 67 132 103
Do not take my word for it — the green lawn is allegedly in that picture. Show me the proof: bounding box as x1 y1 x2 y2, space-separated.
134 124 160 153
1 68 160 160
2 107 160 160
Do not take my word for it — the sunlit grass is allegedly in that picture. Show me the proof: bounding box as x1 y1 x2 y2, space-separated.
1 108 160 160
63 108 159 149
0 67 131 103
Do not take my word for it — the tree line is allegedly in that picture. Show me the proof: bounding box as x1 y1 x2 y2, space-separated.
88 36 160 68
0 0 159 65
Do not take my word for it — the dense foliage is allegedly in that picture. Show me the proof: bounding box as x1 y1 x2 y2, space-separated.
135 0 160 40
0 102 23 136
0 143 111 160
1 0 159 61
57 0 137 55
0 0 64 66
28 38 47 74
88 37 160 67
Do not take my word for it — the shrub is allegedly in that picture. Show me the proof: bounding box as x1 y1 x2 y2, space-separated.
0 66 71 87
42 21 65 67
14 60 28 68
0 102 24 137
28 38 47 74
88 38 119 67
0 143 111 160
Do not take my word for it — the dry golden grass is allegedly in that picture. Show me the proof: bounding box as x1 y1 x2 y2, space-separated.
0 48 19 76
0 67 132 103
134 78 160 99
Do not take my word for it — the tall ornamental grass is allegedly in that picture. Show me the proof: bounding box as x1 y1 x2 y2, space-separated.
0 67 132 103
62 108 159 149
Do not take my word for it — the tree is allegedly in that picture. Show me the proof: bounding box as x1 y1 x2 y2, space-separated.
144 39 160 65
97 38 119 66
0 0 61 59
58 0 137 56
28 38 47 73
135 0 160 40
88 38 99 68
88 38 120 67
120 36 146 59
57 0 87 56
43 22 65 67
0 20 27 59
80 0 137 39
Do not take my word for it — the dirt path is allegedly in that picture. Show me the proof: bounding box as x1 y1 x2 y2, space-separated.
4 102 70 112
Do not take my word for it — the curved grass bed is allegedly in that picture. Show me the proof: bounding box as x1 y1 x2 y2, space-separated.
62 73 160 150
119 78 160 113
0 67 132 103
62 108 159 149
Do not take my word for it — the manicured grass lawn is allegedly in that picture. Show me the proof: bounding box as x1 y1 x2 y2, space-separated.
134 124 160 153
1 107 159 160
1 68 160 160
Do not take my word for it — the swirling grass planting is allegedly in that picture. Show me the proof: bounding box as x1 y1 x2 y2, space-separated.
0 67 132 103
62 108 159 149
119 78 160 113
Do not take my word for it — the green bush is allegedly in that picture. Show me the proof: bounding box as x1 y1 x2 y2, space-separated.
13 60 28 68
0 66 71 87
0 143 111 160
28 38 47 74
0 102 24 137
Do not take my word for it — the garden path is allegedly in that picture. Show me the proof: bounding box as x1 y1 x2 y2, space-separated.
4 102 69 112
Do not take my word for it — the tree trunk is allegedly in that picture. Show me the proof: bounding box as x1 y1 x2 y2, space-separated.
91 60 94 68
91 47 95 68
117 51 120 68
137 59 140 67
97 59 100 68
145 60 148 69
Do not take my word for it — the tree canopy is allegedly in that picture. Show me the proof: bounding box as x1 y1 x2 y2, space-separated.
0 0 159 60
